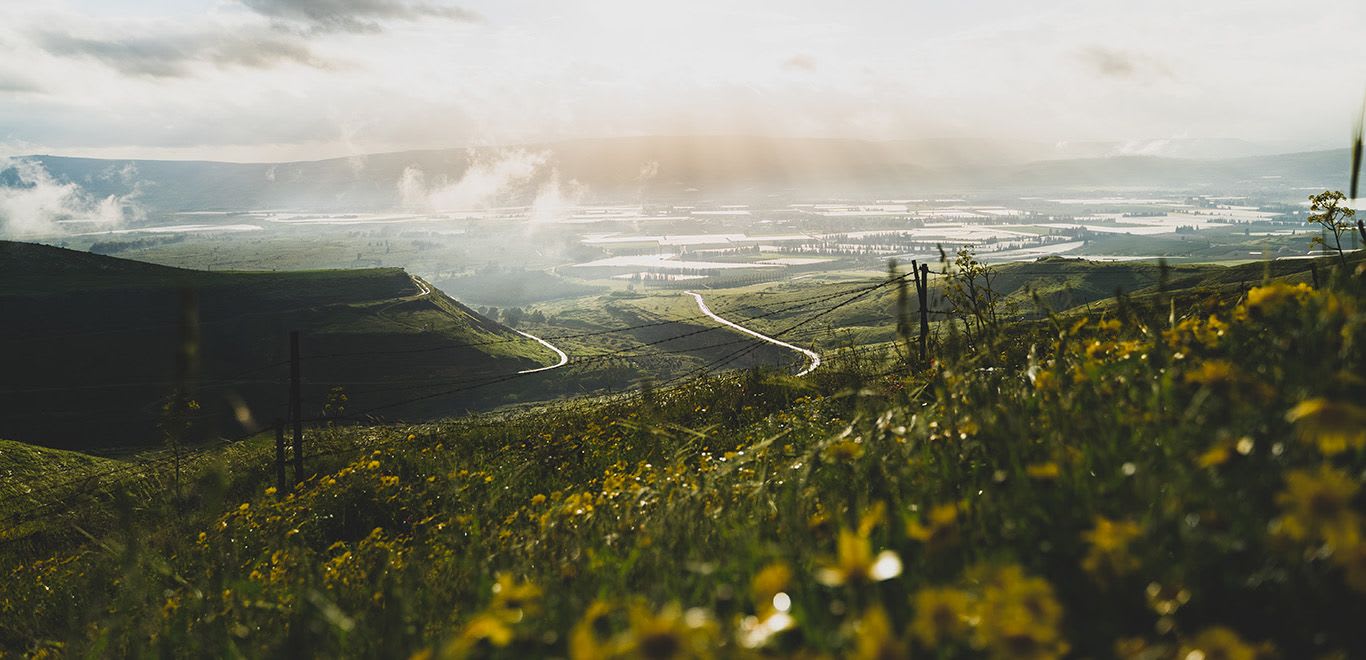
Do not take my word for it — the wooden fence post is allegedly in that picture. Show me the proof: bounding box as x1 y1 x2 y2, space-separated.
275 420 287 492
290 331 304 484
917 263 930 363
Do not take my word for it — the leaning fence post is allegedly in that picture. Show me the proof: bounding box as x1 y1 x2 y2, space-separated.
290 331 304 484
917 263 930 363
275 420 287 492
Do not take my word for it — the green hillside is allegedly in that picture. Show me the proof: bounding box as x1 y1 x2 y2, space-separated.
1 259 1362 658
682 256 1330 350
0 241 555 451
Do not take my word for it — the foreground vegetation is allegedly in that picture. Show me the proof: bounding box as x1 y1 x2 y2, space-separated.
2 257 1364 658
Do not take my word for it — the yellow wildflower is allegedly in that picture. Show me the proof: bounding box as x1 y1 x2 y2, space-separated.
850 605 906 660
1026 462 1061 480
824 438 865 462
1243 281 1313 315
911 587 972 647
490 573 542 618
569 601 614 660
815 529 902 587
1197 441 1232 469
907 503 961 548
1185 360 1236 386
444 612 513 655
1286 399 1366 455
1081 516 1144 578
624 602 716 660
750 562 791 614
971 564 1068 660
1275 464 1361 550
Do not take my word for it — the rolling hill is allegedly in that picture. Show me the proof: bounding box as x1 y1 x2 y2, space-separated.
0 241 557 451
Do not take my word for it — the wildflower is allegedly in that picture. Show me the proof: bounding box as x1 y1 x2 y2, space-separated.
1026 462 1061 480
750 562 791 613
530 494 547 506
907 503 960 547
490 573 542 619
1177 627 1258 660
1081 516 1144 578
624 602 716 660
1031 368 1056 392
367 460 381 470
971 564 1068 660
407 433 417 441
445 613 514 654
824 438 865 462
815 529 902 587
1275 464 1361 550
910 587 972 647
1243 281 1312 315
1286 399 1366 455
1197 443 1231 468
1185 360 1236 386
379 475 400 488
736 608 795 650
569 601 614 660
264 486 277 496
850 605 906 660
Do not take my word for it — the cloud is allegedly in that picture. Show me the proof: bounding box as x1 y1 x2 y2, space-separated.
782 53 818 72
528 171 585 228
0 158 140 238
1077 46 1171 81
240 0 482 34
0 72 41 94
398 150 548 211
37 29 325 78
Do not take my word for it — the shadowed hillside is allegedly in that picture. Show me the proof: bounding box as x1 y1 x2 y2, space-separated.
0 241 554 451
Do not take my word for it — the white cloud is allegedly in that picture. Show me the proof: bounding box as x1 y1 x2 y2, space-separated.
1 0 1363 159
397 150 547 211
0 158 140 237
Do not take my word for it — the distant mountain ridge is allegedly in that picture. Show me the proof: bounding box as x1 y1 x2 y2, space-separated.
10 136 1354 214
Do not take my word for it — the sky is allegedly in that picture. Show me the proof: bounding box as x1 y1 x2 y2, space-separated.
0 0 1363 162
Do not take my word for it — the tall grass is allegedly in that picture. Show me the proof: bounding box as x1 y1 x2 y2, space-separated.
2 260 1364 658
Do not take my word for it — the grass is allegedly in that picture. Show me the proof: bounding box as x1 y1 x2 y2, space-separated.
0 242 556 452
1 260 1363 658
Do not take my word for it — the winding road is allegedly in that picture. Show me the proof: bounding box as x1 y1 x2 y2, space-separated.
683 291 822 377
515 330 570 374
413 275 570 375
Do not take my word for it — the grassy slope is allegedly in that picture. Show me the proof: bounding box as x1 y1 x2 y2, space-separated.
0 241 552 451
0 439 118 502
1 262 1363 658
